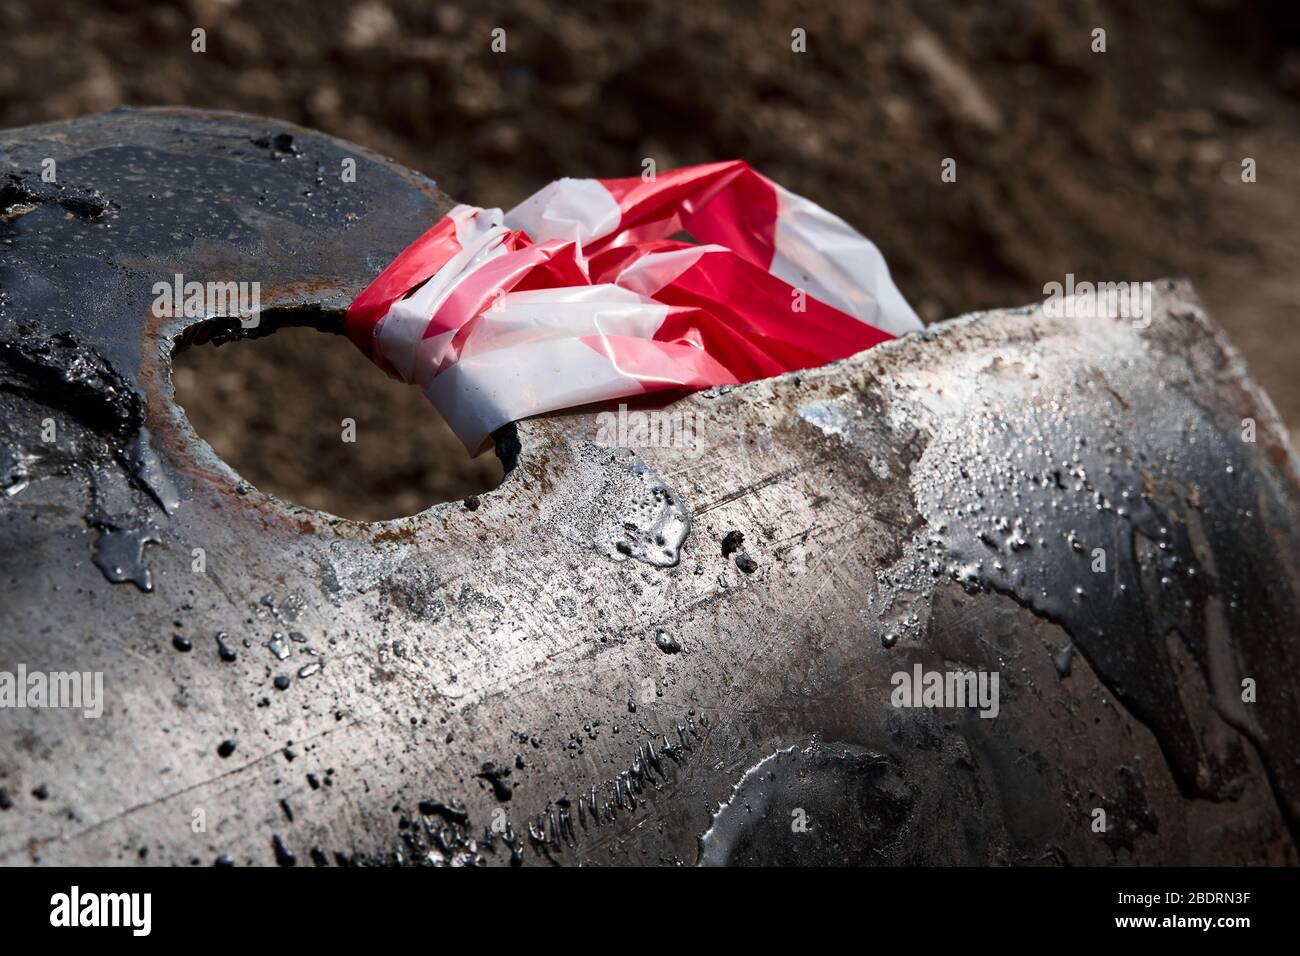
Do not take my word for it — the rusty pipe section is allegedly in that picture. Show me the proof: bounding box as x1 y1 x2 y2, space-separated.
1 110 1298 866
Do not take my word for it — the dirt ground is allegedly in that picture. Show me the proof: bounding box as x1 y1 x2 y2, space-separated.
2 0 1298 519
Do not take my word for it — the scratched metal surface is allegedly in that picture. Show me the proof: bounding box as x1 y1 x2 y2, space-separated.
1 109 1298 866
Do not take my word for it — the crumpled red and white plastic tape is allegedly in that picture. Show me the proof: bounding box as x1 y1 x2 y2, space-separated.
346 160 920 451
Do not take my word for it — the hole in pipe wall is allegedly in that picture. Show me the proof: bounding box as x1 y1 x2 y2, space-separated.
171 312 503 521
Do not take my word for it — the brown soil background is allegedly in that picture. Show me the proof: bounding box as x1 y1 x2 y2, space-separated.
2 0 1298 520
